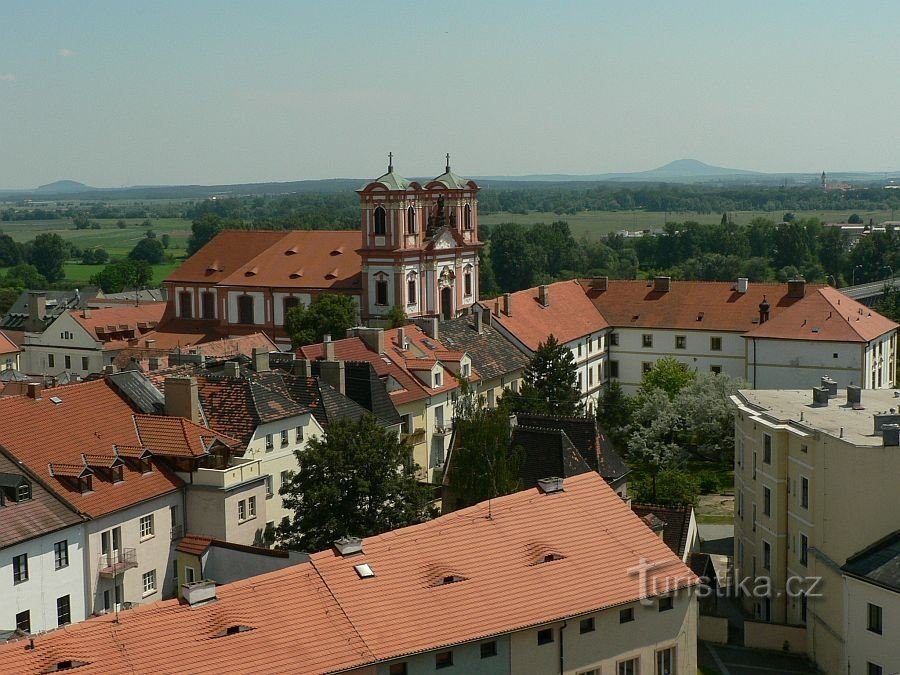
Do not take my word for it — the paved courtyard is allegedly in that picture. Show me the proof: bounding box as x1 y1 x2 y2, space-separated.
699 642 819 675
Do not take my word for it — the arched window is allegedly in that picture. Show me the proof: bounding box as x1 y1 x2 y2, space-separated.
407 206 416 235
237 295 255 325
282 296 299 325
373 207 386 236
179 291 192 319
464 266 473 297
407 271 417 305
374 272 389 306
463 204 472 230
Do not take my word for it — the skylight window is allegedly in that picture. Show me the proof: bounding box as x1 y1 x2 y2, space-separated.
50 396 63 405
354 563 375 578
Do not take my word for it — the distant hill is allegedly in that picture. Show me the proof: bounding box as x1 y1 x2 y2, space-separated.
481 159 763 183
35 180 94 194
630 158 760 178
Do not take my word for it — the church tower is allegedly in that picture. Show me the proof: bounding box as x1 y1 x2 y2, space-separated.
358 155 482 323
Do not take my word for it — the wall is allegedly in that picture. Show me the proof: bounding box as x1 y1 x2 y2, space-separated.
377 636 510 675
744 620 807 653
747 338 865 389
699 615 729 644
1 524 87 633
186 478 268 547
22 312 103 376
843 575 900 675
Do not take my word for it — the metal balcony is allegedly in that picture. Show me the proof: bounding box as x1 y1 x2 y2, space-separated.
98 548 137 577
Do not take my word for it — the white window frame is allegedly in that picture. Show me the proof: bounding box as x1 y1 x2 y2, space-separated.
142 569 157 596
139 514 154 540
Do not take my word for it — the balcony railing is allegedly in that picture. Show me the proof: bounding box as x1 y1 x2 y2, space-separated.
98 548 137 577
434 424 452 436
182 458 262 489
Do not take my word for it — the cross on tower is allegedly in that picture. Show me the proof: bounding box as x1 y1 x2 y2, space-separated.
388 152 393 172
445 153 450 172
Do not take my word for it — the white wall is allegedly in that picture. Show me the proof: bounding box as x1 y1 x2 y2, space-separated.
1 524 87 633
226 291 265 325
22 312 103 376
844 575 900 675
747 338 865 389
272 292 311 326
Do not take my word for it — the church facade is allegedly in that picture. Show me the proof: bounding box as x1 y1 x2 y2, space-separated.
358 156 482 323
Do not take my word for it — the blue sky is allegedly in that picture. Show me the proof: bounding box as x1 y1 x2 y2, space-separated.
2 0 899 187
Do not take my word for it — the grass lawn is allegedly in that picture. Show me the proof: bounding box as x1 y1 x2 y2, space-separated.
696 513 735 525
62 261 179 285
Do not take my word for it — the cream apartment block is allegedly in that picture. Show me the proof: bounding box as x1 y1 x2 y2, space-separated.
731 386 900 674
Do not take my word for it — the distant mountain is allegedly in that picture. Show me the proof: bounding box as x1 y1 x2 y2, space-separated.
633 159 760 178
35 180 94 193
480 159 763 183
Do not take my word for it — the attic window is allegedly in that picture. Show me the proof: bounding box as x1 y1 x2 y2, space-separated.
41 661 91 673
289 269 304 279
354 563 375 578
325 268 338 279
78 475 93 494
697 312 704 321
50 396 63 405
17 483 31 502
542 552 565 563
432 574 467 587
244 267 258 277
285 247 298 255
330 246 344 255
213 624 255 638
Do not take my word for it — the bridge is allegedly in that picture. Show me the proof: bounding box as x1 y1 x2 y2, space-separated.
839 277 899 306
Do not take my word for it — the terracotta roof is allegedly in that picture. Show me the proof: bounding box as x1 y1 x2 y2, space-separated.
744 286 898 342
176 533 291 559
175 533 214 556
631 503 695 559
0 330 19 356
165 229 363 290
0 380 184 518
113 332 277 370
582 279 810 333
134 414 240 458
485 279 610 351
69 303 166 345
438 314 529 381
0 473 697 673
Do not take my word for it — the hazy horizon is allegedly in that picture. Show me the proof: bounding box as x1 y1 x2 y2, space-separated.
3 1 900 188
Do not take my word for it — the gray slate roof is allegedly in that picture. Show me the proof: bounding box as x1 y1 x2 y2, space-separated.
0 289 92 331
438 315 529 382
843 531 900 592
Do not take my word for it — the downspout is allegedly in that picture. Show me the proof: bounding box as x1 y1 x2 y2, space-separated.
752 337 757 388
558 620 567 674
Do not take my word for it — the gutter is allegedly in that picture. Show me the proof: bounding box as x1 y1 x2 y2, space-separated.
558 619 567 674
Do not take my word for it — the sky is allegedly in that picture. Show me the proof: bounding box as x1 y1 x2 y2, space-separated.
2 0 900 188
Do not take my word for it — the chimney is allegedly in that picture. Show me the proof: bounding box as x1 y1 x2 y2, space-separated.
103 365 118 375
475 307 483 334
26 382 42 400
223 361 241 378
165 376 201 424
291 359 312 378
820 376 837 398
397 327 407 350
419 317 438 340
323 334 335 361
493 299 500 317
847 384 862 408
503 293 512 316
145 339 156 349
538 285 550 308
82 307 92 319
181 579 217 605
148 356 162 371
590 276 608 292
319 360 345 395
537 477 564 494
355 327 384 355
883 423 900 447
25 291 46 332
736 277 749 294
788 279 806 298
758 296 770 324
252 347 269 372
333 536 363 557
812 386 830 406
653 276 671 293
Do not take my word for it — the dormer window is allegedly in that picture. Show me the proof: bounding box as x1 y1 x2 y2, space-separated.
16 483 31 502
111 465 124 483
373 207 386 236
407 206 416 235
138 457 152 474
434 371 443 388
78 475 93 494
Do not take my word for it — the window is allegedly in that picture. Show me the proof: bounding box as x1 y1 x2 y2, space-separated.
752 503 757 531
799 533 808 567
15 610 30 633
237 295 254 325
265 434 273 451
610 332 619 346
389 664 408 675
752 451 757 479
238 499 246 521
140 457 152 473
610 360 619 378
13 553 27 583
675 335 686 349
406 206 416 234
202 291 216 319
248 496 257 518
407 272 417 305
801 443 808 454
373 206 386 236
435 651 452 669
281 470 290 488
140 514 154 539
578 343 583 357
763 541 771 569
618 658 639 675
763 434 772 464
64 355 71 369
710 365 722 374
280 430 289 447
142 569 157 595
375 279 388 306
763 487 771 516
659 596 674 612
580 617 595 634
620 607 634 623
16 483 31 501
642 334 653 348
642 361 653 373
179 291 192 318
56 595 71 627
868 663 884 675
464 268 473 297
800 476 809 509
434 371 443 388
868 602 883 634
463 203 472 230
48 354 55 368
588 367 594 387
265 475 273 498
54 540 69 569
185 566 196 583
656 646 675 675
81 356 89 371
710 336 722 351
480 641 497 658
295 426 303 443
537 628 554 645
577 373 583 390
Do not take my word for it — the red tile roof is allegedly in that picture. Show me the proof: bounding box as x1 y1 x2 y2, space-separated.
165 229 363 290
744 286 898 342
69 303 166 346
0 472 697 673
113 331 277 369
485 279 610 351
0 330 19 356
0 379 225 518
582 279 813 333
134 414 240 458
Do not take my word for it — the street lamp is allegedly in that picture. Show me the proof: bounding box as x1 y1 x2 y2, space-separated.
826 274 837 288
852 265 863 286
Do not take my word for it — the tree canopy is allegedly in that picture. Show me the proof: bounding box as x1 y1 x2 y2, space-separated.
638 356 696 399
128 237 165 264
89 259 152 293
502 334 584 416
277 415 435 552
26 233 66 282
285 293 357 348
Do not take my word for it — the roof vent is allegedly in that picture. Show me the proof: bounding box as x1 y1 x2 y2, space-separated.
354 563 375 578
213 624 255 638
821 376 838 398
331 246 344 256
244 267 258 277
432 574 467 586
537 476 564 494
325 268 338 279
736 277 749 294
285 246 298 255
696 312 704 322
289 269 304 279
334 536 363 557
182 579 217 606
812 386 830 406
541 552 565 563
40 661 91 673
883 424 900 447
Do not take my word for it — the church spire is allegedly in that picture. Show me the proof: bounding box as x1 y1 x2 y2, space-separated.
388 152 393 173
445 153 450 173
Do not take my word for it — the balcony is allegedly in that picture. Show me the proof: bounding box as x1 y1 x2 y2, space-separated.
433 424 452 437
401 428 426 446
182 458 262 489
98 548 137 577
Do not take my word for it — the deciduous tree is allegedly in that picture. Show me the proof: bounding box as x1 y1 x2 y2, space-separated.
285 293 357 347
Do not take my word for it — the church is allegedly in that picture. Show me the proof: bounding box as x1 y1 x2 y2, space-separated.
160 157 482 344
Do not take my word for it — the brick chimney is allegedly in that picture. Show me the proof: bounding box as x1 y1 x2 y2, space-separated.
538 285 550 308
165 376 201 424
653 276 671 293
503 293 512 316
787 279 806 298
355 327 384 355
475 307 484 334
319 360 345 395
397 327 407 350
26 382 42 399
291 359 312 378
25 291 47 332
758 296 770 324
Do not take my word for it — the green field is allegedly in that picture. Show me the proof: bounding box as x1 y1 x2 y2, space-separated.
62 262 178 285
480 209 897 241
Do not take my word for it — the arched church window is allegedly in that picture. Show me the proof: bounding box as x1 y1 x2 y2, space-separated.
463 204 472 230
373 207 386 236
464 265 473 297
374 272 389 306
407 271 417 305
407 206 416 235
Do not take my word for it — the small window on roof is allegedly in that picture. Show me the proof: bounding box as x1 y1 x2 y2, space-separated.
213 624 255 638
354 563 375 578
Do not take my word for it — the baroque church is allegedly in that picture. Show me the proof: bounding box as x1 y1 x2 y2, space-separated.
358 156 482 323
